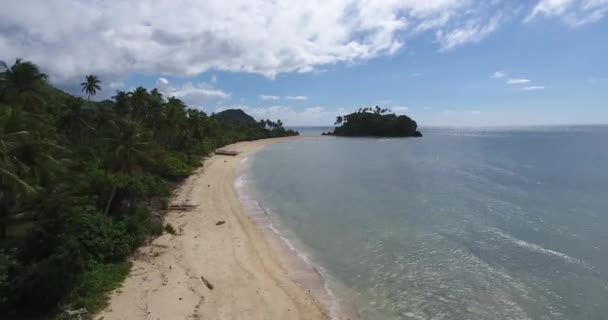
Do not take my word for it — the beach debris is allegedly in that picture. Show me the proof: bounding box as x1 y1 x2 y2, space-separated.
64 307 87 320
215 220 226 226
166 203 198 211
201 276 214 290
215 149 239 156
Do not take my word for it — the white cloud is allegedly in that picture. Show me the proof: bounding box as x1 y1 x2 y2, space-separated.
436 14 502 51
260 95 309 101
492 71 539 87
492 71 507 78
260 95 280 101
210 74 218 84
0 0 516 84
285 96 308 100
507 78 531 84
520 85 546 90
108 81 125 90
526 0 608 26
155 77 230 107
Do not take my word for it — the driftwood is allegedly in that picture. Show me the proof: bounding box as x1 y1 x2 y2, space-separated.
215 220 226 226
201 276 214 290
65 308 87 320
167 204 198 211
215 149 239 156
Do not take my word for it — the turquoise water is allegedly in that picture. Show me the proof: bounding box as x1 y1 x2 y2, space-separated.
242 126 608 320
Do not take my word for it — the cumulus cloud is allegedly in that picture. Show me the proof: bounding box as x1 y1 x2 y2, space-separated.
155 77 230 108
0 0 525 84
526 0 608 26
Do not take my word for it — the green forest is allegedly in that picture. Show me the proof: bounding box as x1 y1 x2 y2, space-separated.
326 106 422 137
0 59 296 318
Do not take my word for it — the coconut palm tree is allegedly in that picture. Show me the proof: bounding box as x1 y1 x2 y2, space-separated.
103 119 155 215
80 74 101 100
128 87 149 120
0 59 48 107
0 106 34 238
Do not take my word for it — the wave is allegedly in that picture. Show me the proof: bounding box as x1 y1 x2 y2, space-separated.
486 227 591 269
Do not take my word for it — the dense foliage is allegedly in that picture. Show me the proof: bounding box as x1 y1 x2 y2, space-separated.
325 106 422 137
0 59 297 318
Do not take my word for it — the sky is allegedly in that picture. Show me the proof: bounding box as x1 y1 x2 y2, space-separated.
1 0 607 126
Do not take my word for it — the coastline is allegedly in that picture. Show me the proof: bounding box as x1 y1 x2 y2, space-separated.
97 136 330 320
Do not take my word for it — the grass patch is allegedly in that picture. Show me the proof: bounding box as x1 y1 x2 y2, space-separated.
68 262 132 313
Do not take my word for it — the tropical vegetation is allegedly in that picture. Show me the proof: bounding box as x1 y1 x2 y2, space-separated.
325 106 422 137
0 58 297 318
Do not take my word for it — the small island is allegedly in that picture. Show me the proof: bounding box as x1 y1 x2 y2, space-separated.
323 106 422 137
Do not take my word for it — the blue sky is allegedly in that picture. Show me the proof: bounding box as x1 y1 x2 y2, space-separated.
2 0 607 126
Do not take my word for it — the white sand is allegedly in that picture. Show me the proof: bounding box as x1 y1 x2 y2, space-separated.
97 136 329 320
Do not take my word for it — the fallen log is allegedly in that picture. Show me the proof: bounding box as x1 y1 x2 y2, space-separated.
215 149 239 156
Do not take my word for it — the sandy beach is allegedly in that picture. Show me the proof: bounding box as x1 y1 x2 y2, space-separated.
97 136 329 320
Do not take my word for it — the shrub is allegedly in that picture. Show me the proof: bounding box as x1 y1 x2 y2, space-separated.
157 156 193 179
68 262 132 312
164 223 176 235
72 211 132 263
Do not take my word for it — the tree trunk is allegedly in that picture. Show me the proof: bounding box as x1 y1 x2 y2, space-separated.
104 185 117 215
0 216 7 239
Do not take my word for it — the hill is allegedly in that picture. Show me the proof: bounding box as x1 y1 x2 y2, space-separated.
213 109 256 123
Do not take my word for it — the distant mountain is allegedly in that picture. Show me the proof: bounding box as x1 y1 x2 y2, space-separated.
213 109 256 123
324 106 422 137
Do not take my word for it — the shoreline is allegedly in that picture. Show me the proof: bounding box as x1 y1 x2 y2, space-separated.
97 136 330 320
235 144 346 320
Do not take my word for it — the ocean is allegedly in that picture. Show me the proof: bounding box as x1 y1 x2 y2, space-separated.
238 126 608 320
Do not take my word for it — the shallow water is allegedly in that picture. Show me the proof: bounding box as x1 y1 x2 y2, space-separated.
241 126 608 320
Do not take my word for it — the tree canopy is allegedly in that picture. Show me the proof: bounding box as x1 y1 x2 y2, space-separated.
0 59 297 317
325 106 422 137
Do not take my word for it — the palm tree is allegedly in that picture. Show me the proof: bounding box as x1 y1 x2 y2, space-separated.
128 87 149 120
81 75 101 100
0 106 35 238
103 119 154 215
0 60 7 90
334 115 343 126
0 59 48 107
